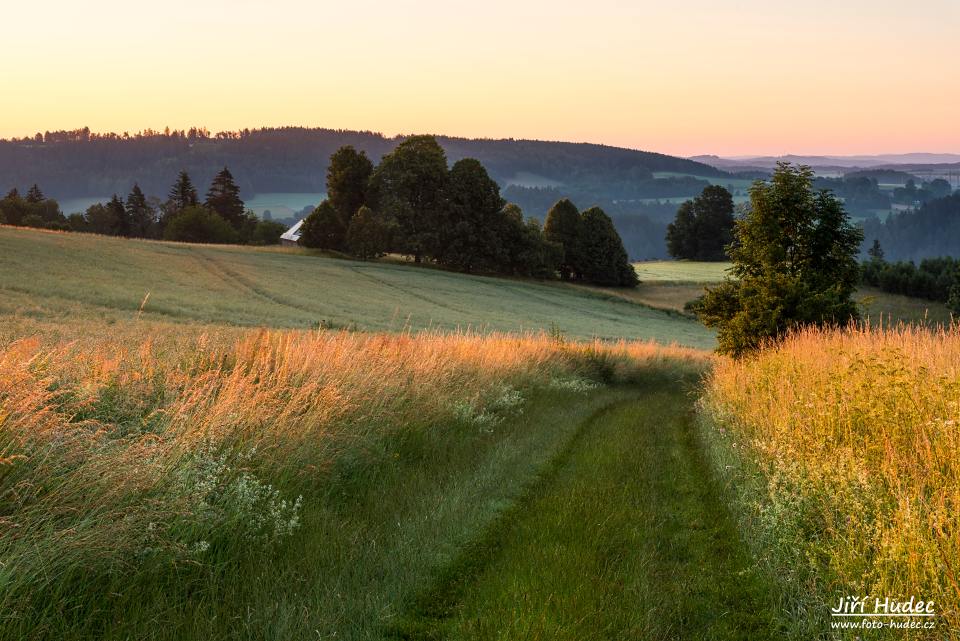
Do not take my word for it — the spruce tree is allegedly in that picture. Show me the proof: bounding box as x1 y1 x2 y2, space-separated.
107 194 130 236
168 170 198 212
126 183 156 237
205 167 245 229
26 184 45 203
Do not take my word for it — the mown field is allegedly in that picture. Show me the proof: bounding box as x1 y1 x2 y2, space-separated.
0 226 714 348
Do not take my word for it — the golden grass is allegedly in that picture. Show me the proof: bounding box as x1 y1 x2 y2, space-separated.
0 318 708 620
701 324 960 635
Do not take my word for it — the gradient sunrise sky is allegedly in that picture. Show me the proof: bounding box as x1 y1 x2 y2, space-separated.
3 0 958 156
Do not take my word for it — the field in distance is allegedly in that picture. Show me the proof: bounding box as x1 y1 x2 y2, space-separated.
0 226 714 348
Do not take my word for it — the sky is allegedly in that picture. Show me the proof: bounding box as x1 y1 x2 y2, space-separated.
2 0 958 157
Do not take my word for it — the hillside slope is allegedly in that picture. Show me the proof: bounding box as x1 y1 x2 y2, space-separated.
0 226 714 348
0 128 726 201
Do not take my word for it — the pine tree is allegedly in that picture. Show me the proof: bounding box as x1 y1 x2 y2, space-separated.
867 239 885 262
168 170 198 212
26 184 45 204
205 167 245 229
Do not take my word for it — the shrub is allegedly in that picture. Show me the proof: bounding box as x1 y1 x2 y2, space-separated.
163 206 239 244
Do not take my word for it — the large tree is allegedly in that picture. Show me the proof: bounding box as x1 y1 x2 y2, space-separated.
698 163 863 356
579 206 639 287
442 158 507 272
168 170 199 212
126 183 155 237
665 185 735 260
106 194 130 237
298 200 347 250
327 146 373 221
368 135 449 262
543 198 583 280
205 167 246 229
346 205 393 260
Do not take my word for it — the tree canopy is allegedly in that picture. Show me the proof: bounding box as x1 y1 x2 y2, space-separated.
665 185 735 260
205 167 245 229
327 146 373 221
698 163 863 356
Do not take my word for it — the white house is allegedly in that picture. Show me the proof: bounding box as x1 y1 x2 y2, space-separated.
280 219 304 246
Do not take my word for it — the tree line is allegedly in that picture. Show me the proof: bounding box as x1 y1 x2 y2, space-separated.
297 137 638 286
860 193 960 261
860 244 960 313
0 170 287 245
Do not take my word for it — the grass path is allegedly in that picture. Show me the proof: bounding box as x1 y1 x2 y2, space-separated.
390 379 782 640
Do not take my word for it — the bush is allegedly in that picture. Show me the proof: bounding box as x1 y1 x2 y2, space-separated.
163 207 239 244
248 220 287 245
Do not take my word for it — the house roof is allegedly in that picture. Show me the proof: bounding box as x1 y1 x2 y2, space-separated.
280 219 304 243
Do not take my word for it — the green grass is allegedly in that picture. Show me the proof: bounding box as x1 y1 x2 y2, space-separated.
633 260 732 284
0 226 714 348
856 286 954 327
391 377 783 641
4 384 652 641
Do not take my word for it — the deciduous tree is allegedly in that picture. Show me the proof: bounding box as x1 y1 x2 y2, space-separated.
698 163 863 356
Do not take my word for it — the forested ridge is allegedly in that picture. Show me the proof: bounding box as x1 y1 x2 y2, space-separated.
0 127 725 200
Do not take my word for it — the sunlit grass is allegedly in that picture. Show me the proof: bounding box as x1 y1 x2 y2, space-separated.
700 324 960 638
0 317 707 639
632 260 732 283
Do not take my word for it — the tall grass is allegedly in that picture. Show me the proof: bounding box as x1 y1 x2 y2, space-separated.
0 322 705 636
700 324 960 638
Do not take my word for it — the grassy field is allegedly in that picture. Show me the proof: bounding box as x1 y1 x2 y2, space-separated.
0 311 710 640
633 260 732 283
0 226 714 348
392 378 780 640
701 325 960 639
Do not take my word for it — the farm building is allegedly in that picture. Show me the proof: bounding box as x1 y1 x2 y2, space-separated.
280 220 304 246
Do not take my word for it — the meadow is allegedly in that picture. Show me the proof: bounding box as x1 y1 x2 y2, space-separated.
2 225 958 639
0 226 715 348
700 325 960 638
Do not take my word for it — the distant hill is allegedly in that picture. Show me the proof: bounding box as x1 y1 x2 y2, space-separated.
0 127 732 260
692 153 960 170
0 127 726 202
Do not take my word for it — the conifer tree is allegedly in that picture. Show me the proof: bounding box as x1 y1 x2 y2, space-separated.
107 194 130 236
126 183 156 237
168 170 198 212
205 167 245 229
25 184 45 203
